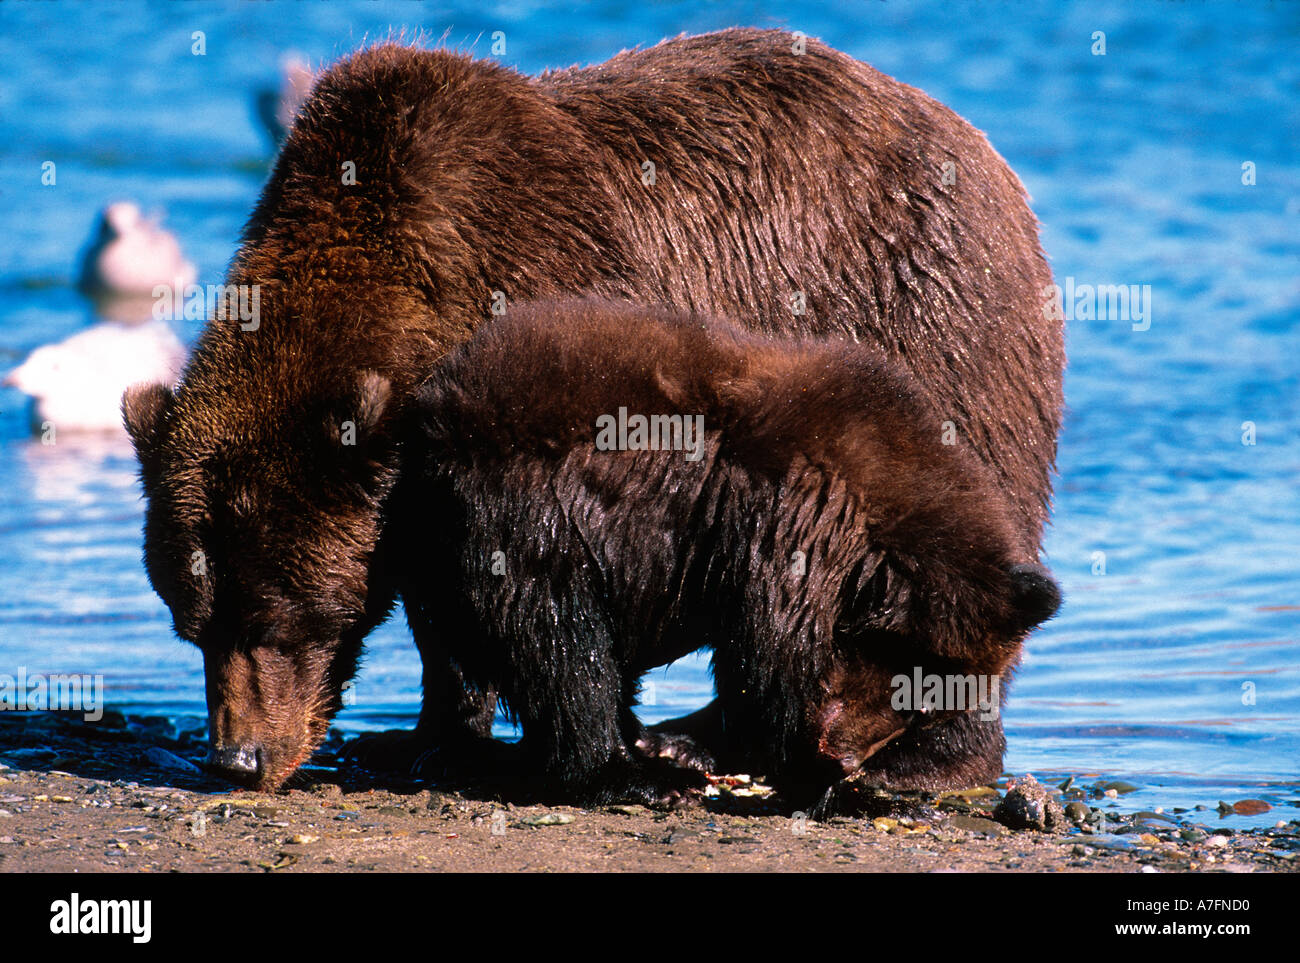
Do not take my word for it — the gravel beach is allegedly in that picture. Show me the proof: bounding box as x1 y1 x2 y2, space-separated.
1 710 1295 874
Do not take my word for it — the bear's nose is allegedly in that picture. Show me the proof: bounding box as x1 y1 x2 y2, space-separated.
205 743 261 780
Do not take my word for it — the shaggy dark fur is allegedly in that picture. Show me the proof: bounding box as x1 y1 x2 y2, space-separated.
123 28 1063 792
395 299 1061 804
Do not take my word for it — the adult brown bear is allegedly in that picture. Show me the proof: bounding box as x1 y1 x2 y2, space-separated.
394 299 1061 805
123 28 1063 793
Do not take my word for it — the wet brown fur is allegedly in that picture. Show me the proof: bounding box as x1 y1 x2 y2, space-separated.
397 299 1061 803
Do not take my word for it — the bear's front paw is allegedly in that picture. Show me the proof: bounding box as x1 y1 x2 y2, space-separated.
574 759 709 809
635 731 717 773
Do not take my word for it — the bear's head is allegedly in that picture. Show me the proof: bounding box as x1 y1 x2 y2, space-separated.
122 371 399 791
813 560 1061 779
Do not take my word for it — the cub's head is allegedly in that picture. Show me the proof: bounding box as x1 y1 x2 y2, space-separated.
813 561 1060 780
122 372 400 790
799 426 1062 783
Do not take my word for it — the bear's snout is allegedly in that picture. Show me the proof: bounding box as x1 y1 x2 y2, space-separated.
204 728 318 791
815 697 909 775
202 645 337 791
205 743 259 777
204 740 303 792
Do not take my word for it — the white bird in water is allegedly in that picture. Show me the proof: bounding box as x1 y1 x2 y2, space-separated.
77 202 196 301
3 320 187 435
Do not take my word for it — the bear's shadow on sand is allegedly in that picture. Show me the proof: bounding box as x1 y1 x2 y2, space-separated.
0 708 462 799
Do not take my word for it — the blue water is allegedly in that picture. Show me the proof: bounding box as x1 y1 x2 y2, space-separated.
1 1 1296 823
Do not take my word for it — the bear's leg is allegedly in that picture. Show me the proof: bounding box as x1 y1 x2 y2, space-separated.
621 695 718 774
410 599 498 742
341 589 499 777
643 700 727 772
507 634 705 806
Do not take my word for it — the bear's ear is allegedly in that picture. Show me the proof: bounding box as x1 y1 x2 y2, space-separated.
654 367 763 420
652 367 694 412
354 371 391 432
1007 563 1062 632
712 376 764 414
327 371 393 454
122 382 175 467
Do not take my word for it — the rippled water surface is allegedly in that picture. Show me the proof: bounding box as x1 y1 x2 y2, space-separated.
1 0 1296 823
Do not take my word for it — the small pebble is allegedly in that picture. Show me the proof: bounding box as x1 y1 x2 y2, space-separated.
946 814 1006 836
994 775 1066 832
1232 799 1271 815
521 812 574 826
1065 801 1091 825
144 747 200 773
1205 835 1229 849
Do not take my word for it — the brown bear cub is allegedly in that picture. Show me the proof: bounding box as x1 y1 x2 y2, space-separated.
394 299 1061 805
124 28 1063 793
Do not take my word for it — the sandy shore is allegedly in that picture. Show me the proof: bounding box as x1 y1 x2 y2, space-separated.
0 709 1295 873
